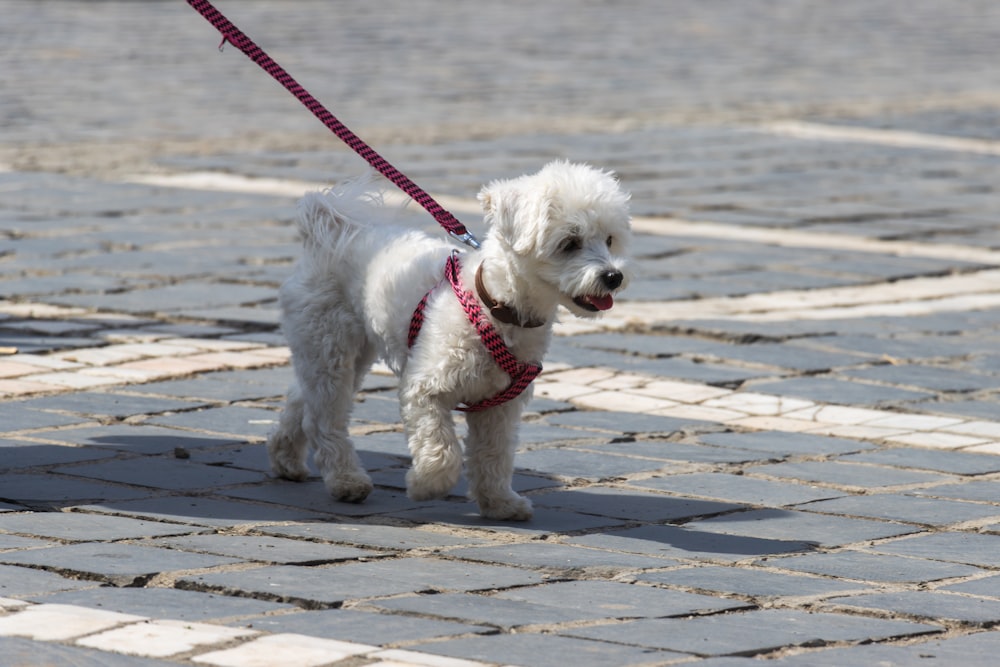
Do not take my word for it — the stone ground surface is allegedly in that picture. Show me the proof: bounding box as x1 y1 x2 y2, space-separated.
3 0 1000 665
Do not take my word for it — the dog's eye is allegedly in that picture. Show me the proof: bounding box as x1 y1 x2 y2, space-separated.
606 235 613 248
560 237 581 253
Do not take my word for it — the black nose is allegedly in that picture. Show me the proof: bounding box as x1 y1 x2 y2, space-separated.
601 270 623 290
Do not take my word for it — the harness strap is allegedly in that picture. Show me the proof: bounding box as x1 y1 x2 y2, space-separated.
408 253 542 412
185 0 480 250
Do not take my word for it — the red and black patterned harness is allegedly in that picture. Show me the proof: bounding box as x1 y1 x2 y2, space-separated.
408 252 542 412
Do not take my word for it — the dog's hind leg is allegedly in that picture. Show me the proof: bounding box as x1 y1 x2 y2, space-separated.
296 342 375 504
267 382 310 481
465 399 533 521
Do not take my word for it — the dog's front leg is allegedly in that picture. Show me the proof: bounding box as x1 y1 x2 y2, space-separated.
400 391 463 501
465 399 533 521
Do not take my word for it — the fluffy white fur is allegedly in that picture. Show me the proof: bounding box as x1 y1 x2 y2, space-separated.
268 161 632 520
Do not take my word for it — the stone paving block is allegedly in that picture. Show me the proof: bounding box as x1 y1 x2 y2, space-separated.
569 524 814 562
32 424 243 454
187 558 541 606
690 508 919 547
698 430 876 456
582 438 769 463
747 377 934 406
420 633 681 667
259 521 492 551
31 586 292 621
562 608 941 656
236 607 490 646
81 495 331 527
151 533 381 564
747 460 952 489
76 619 257 658
633 472 843 506
449 541 677 573
910 479 1000 503
393 504 625 536
544 409 715 434
756 550 984 583
223 479 437 517
0 534 52 550
495 580 749 618
351 395 404 424
0 603 146 641
871 532 1000 567
502 448 667 481
531 486 742 522
844 364 998 392
127 367 290 402
371 591 617 629
636 565 871 598
0 402 88 431
21 391 204 419
0 542 243 585
192 633 374 667
0 441 119 470
2 472 151 507
796 493 1000 526
826 590 1000 624
55 456 267 492
0 564 100 597
0 635 176 667
839 446 1000 474
148 405 280 439
516 421 608 445
941 573 1000 598
0 511 197 541
750 631 1000 667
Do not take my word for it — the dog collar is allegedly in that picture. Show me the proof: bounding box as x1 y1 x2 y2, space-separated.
474 263 546 328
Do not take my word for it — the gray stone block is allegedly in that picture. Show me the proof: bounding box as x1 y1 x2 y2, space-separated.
691 508 919 547
0 542 241 585
34 424 242 454
760 550 984 583
54 456 267 491
748 460 950 489
797 493 1000 526
570 524 814 561
872 532 1000 567
637 565 871 598
260 521 491 550
238 607 491 645
449 542 676 573
827 590 1000 624
79 495 330 527
0 564 99 597
0 512 196 542
563 608 940 655
496 580 748 618
532 486 742 522
699 430 875 456
1 442 118 471
423 633 682 667
151 534 381 564
634 472 842 506
0 637 175 667
32 585 291 621
840 447 1000 475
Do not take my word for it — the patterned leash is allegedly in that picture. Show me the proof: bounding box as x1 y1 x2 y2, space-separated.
185 0 481 250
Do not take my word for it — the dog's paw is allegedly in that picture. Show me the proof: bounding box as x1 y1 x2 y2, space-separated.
406 467 459 501
270 458 310 482
324 471 373 504
477 493 533 521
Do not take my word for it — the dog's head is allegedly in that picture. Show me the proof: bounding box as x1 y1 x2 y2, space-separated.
479 161 633 318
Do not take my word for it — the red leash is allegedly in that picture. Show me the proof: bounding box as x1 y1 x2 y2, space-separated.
186 0 481 250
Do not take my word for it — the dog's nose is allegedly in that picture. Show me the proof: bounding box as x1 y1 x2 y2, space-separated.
601 270 624 290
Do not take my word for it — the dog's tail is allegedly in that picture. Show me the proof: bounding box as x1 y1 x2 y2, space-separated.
296 174 383 252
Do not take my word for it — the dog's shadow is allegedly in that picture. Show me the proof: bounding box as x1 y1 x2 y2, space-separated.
2 436 815 562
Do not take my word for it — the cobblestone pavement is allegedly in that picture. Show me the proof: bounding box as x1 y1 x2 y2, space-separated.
3 1 1000 665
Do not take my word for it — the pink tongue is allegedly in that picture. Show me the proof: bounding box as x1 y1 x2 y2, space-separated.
588 294 614 311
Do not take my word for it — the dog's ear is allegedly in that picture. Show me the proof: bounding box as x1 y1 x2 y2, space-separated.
479 183 536 254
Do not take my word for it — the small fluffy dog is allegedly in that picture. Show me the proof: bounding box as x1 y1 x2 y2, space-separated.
268 161 632 520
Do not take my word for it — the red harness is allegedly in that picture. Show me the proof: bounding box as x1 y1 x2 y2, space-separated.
408 253 542 412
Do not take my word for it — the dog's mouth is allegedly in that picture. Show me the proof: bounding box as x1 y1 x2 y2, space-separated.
573 294 615 312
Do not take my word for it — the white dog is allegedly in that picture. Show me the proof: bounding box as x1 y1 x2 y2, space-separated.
267 161 632 520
